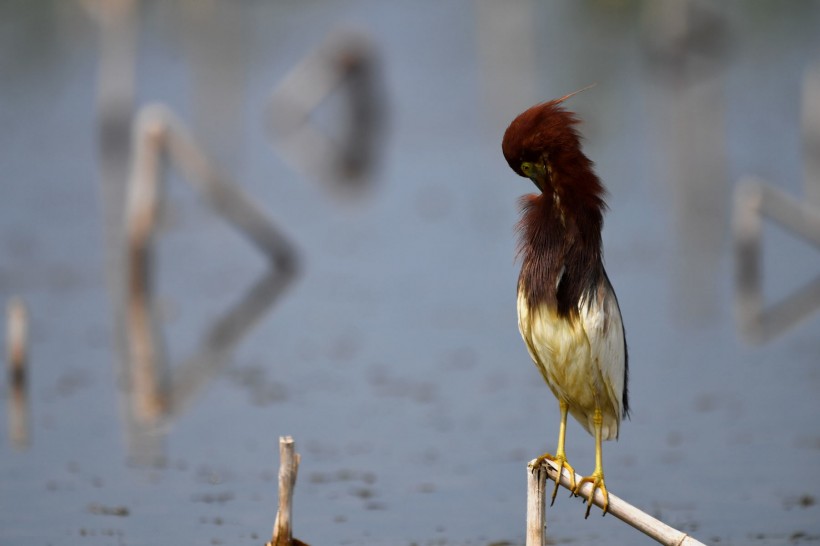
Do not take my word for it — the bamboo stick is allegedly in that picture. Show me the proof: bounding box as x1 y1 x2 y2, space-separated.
528 459 707 546
268 436 306 546
526 462 548 546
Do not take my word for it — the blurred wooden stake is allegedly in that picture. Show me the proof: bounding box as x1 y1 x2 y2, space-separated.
268 436 308 546
125 113 169 424
267 28 384 197
6 298 29 448
733 177 820 343
803 64 820 206
123 105 299 431
528 459 707 546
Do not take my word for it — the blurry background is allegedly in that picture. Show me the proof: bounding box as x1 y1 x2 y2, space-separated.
2 1 820 544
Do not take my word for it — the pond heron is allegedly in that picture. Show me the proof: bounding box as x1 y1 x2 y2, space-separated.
501 90 630 517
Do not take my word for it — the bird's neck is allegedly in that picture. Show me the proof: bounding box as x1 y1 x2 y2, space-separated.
517 184 604 316
548 148 607 215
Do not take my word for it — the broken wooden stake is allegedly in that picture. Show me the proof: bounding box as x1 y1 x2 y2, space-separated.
267 436 308 546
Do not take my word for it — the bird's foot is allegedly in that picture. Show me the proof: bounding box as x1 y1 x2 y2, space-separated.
532 452 576 506
573 470 608 518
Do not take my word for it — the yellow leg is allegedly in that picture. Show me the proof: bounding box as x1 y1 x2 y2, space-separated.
533 400 576 505
574 408 609 518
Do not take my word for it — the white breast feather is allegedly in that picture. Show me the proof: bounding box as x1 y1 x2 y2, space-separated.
518 282 625 441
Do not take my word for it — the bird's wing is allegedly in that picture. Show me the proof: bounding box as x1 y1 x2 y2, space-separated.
580 271 627 437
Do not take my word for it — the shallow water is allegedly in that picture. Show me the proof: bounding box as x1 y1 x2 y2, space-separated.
1 2 820 545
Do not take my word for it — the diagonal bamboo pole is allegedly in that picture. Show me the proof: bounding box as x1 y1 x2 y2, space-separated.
527 459 707 546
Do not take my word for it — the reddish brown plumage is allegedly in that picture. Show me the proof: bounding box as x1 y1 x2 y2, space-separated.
516 192 603 317
503 95 630 420
503 99 607 315
503 97 630 510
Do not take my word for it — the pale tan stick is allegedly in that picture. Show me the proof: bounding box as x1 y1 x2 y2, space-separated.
526 463 549 546
6 298 29 448
269 436 302 546
529 459 708 546
124 114 169 424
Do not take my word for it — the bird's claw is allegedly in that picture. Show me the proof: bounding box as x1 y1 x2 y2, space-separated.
532 452 576 506
573 471 609 518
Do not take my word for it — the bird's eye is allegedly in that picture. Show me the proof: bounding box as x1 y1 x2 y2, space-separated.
521 162 532 174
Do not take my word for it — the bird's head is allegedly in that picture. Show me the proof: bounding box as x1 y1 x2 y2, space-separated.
502 86 596 194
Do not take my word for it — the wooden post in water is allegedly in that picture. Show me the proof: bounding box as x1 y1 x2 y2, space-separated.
527 459 708 546
124 105 299 429
526 461 548 546
124 112 168 424
268 436 307 546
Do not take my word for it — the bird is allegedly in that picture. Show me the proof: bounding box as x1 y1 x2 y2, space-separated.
501 88 629 518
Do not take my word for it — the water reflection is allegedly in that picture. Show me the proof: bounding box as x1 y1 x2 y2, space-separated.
125 267 293 465
122 106 298 457
169 268 294 420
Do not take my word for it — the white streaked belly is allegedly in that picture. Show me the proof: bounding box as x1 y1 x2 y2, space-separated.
517 289 620 439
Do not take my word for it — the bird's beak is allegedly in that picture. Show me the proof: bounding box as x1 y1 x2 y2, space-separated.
528 161 549 193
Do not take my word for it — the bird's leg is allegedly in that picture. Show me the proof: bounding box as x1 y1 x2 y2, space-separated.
574 408 609 518
533 400 576 505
